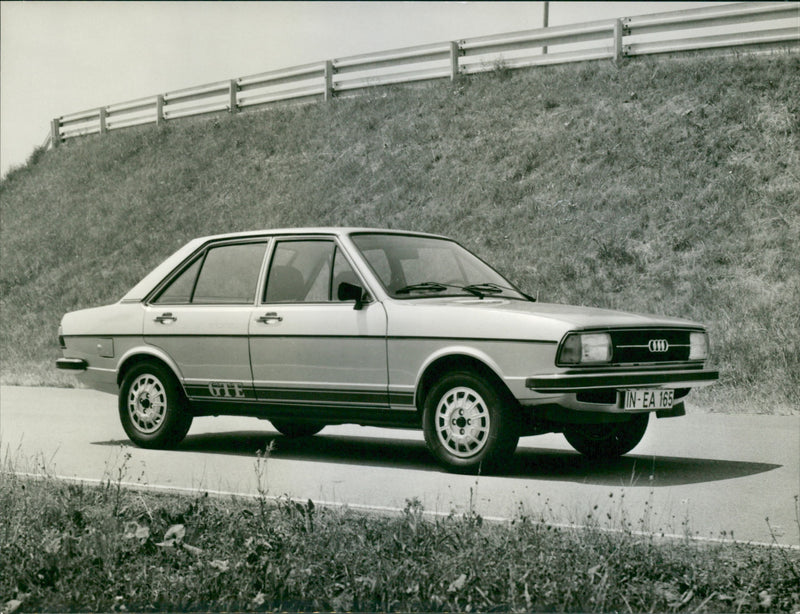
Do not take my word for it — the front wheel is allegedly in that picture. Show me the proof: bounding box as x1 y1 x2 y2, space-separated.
119 362 193 449
563 413 649 459
423 371 519 474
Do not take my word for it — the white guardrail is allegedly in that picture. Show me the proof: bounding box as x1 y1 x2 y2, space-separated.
49 2 799 145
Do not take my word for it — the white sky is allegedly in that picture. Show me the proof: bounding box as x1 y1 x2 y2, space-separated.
0 1 731 177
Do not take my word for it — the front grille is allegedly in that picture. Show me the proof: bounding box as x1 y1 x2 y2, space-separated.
610 328 692 364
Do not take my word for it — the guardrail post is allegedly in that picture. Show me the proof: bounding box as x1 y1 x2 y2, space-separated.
449 41 461 80
542 1 550 55
229 79 239 114
99 108 108 134
50 119 61 147
324 61 334 101
156 95 165 125
613 18 624 65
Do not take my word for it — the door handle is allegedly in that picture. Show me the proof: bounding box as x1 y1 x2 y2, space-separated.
154 312 177 324
257 312 283 324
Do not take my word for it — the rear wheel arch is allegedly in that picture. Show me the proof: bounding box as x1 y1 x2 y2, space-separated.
117 352 186 396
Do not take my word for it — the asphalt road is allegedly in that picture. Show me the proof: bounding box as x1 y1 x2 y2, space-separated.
2 386 798 547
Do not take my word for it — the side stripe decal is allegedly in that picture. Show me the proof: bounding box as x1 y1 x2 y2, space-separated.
185 383 415 409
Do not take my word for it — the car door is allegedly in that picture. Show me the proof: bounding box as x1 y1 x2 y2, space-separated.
248 237 390 421
143 239 269 402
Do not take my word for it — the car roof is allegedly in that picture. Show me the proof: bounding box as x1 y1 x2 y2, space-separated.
192 227 448 242
121 227 449 302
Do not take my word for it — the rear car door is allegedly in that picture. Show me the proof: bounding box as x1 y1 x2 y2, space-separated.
143 239 269 402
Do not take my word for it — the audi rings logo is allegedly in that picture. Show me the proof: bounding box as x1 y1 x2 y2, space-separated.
648 339 669 353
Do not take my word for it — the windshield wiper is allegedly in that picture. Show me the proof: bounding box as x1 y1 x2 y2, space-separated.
462 282 536 301
395 282 449 295
462 283 504 298
396 281 536 301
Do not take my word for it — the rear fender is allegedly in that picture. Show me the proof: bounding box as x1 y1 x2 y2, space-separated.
116 345 186 393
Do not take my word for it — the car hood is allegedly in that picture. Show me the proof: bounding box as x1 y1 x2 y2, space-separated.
385 296 703 342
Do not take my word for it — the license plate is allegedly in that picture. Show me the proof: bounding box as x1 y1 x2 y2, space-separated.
622 389 674 411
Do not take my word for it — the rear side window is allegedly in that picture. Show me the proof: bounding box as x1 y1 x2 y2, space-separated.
153 242 267 305
153 258 202 304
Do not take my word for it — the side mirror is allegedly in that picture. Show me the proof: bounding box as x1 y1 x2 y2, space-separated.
338 281 366 310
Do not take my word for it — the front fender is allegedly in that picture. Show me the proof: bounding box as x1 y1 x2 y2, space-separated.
413 344 508 407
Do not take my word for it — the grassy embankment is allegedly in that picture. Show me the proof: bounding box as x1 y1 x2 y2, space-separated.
2 453 798 613
1 53 798 412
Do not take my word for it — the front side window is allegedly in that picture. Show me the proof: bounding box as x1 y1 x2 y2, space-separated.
264 240 359 303
153 242 267 305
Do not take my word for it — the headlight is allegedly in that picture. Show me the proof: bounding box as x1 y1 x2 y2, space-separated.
689 331 709 360
558 332 612 365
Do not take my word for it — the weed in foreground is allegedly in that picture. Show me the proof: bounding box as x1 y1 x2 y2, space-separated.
253 441 274 523
1 469 798 613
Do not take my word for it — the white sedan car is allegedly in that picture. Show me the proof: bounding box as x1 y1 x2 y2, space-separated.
57 228 718 472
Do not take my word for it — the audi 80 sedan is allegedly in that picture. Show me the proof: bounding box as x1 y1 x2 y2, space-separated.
57 228 718 472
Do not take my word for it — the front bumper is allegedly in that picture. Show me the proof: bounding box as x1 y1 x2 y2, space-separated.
526 368 719 393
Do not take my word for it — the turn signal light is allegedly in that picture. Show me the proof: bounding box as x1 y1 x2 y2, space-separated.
689 332 709 360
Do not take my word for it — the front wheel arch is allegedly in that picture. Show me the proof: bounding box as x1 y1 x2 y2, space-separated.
416 354 516 415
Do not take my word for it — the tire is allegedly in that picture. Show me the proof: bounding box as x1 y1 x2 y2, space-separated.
270 421 324 438
563 413 649 459
118 361 193 449
423 371 519 474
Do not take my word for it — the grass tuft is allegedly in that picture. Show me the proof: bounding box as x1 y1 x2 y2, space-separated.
1 466 798 613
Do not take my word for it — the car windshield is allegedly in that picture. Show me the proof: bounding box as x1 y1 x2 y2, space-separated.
350 233 529 300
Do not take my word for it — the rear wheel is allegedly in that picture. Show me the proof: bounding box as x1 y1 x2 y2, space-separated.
423 371 519 474
270 421 324 438
118 362 192 449
563 413 649 459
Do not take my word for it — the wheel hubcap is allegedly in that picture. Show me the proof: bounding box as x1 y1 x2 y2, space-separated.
128 374 167 434
435 386 490 458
